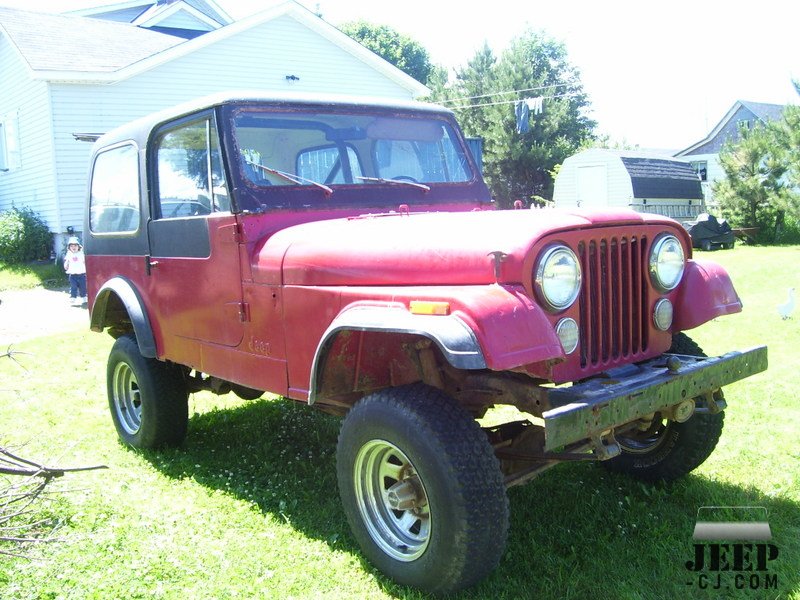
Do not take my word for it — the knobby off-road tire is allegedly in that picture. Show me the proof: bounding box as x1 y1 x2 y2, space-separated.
336 384 509 594
107 333 189 449
603 333 725 482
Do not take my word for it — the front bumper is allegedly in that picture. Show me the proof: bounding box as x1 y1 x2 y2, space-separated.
542 346 768 451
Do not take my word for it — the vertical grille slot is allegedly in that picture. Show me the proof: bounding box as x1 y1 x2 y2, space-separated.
578 234 648 369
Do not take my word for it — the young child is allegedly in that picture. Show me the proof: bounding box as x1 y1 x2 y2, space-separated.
63 236 87 306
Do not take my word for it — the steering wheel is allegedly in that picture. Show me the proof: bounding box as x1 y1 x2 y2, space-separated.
392 175 421 183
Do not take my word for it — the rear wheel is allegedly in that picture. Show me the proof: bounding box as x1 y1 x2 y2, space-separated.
603 333 725 482
336 384 508 594
107 333 189 448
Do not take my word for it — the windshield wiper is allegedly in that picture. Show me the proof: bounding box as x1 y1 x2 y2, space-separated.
356 176 431 192
245 161 333 197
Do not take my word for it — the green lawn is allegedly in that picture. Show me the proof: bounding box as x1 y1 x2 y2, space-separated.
1 246 798 599
0 261 65 291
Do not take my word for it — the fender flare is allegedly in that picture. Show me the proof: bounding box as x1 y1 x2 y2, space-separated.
673 259 743 331
90 276 157 358
309 304 486 404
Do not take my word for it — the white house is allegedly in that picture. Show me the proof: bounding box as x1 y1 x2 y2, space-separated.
553 148 704 221
674 100 786 211
0 1 429 252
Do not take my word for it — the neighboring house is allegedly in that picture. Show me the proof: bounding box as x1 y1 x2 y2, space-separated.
553 148 704 221
0 1 428 253
674 100 786 210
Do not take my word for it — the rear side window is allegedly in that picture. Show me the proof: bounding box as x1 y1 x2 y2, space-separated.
154 116 228 218
297 145 363 184
89 143 140 234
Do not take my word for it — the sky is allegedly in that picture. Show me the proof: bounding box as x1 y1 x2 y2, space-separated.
2 0 798 151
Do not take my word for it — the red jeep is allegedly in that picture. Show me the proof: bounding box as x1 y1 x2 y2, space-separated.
85 93 767 593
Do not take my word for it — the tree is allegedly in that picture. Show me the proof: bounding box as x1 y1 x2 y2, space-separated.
771 105 800 220
713 123 790 241
339 21 434 85
441 30 595 206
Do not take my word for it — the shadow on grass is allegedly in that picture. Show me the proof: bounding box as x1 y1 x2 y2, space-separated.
0 261 65 290
138 397 799 600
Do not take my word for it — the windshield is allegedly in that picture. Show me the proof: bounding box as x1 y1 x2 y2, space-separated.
231 108 475 205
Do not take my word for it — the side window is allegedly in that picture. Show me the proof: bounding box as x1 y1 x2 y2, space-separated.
155 116 228 218
297 145 362 183
89 144 140 234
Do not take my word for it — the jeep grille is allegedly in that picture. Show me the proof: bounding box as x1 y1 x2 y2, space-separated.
576 235 650 368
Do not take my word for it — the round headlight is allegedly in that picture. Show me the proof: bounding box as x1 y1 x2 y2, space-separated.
535 245 581 311
649 235 685 291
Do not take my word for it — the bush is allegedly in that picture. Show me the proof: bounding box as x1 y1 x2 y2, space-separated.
0 207 52 264
775 212 800 244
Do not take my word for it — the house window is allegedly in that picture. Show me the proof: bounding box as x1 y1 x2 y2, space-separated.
0 113 21 172
691 160 708 182
89 143 140 234
737 119 751 131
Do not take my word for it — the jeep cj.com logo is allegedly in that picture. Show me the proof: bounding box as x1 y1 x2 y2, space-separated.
685 506 780 591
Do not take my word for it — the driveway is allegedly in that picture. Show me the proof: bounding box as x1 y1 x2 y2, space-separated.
0 287 90 346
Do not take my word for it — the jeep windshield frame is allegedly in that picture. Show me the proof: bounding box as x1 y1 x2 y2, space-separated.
219 102 491 212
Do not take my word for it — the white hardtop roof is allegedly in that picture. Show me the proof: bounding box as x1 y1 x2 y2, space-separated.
94 91 450 147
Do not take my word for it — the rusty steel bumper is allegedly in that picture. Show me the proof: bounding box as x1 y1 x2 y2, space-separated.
542 346 768 452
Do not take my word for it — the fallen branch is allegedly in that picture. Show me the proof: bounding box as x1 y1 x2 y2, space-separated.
1 344 31 372
1 446 107 557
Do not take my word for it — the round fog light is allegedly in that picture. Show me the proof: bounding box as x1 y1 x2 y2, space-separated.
555 318 579 354
653 298 673 331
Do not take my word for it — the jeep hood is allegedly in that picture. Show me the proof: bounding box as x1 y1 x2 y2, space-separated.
253 208 678 287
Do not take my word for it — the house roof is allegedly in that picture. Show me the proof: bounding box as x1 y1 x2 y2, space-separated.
0 1 429 96
0 7 185 72
67 0 232 26
619 156 703 200
675 100 786 156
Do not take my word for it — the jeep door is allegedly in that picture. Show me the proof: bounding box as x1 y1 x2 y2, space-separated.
145 113 245 352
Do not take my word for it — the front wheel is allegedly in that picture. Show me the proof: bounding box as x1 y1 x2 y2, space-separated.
603 333 724 482
107 333 189 448
336 384 508 594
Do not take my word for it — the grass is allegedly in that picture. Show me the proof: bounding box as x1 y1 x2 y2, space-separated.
0 261 65 291
1 245 798 599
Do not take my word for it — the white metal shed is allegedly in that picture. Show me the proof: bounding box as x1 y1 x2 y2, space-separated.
553 149 704 220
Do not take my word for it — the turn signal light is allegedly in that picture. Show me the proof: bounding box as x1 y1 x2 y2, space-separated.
410 301 450 316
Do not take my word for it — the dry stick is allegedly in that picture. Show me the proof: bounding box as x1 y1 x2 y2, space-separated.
1 447 107 557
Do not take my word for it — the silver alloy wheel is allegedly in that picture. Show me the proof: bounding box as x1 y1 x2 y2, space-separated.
112 362 142 435
353 440 431 561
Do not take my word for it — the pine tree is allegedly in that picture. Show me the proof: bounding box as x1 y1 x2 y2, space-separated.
446 31 595 207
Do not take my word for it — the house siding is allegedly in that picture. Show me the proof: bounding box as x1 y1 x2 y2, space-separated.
155 11 215 31
0 37 58 228
682 152 723 210
683 106 758 155
49 14 416 233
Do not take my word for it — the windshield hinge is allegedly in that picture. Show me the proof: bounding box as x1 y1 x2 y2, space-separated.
218 222 242 243
238 302 250 323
